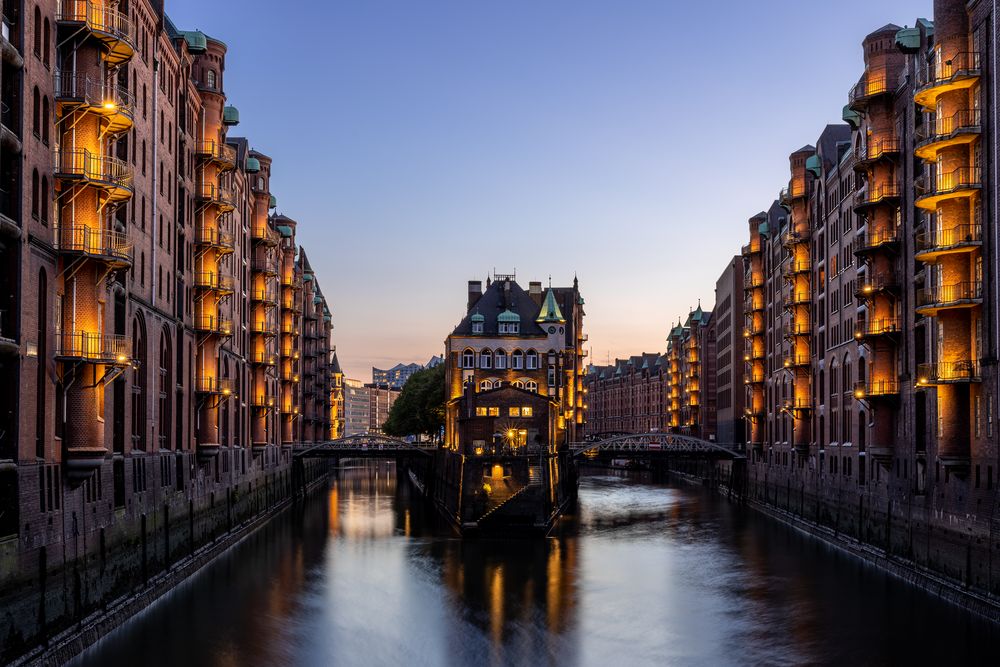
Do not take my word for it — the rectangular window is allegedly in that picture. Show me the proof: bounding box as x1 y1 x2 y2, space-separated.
522 407 533 417
475 407 487 417
488 407 500 417
509 407 521 417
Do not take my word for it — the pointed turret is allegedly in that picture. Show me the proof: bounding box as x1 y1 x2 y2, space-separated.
536 288 566 324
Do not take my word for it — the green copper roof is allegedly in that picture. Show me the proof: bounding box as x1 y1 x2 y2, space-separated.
323 315 331 323
269 195 277 209
180 31 207 53
313 295 323 304
668 323 684 339
842 105 861 130
805 155 822 178
536 289 565 324
470 312 485 323
758 221 770 237
277 225 293 237
895 24 927 53
223 105 240 126
498 309 521 323
303 274 313 282
245 157 261 173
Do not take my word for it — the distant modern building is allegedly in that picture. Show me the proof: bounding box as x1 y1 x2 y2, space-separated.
343 379 369 436
365 384 401 434
372 355 443 390
714 257 745 447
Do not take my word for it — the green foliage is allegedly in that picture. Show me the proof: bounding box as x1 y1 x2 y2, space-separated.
382 364 445 439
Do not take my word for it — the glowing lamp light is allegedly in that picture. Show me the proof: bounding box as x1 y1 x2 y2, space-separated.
863 285 873 294
103 100 116 111
222 388 231 396
116 354 127 363
854 389 865 400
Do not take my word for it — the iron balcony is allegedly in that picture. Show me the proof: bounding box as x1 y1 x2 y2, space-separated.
56 0 135 66
914 223 982 262
914 51 981 110
55 331 131 365
56 225 132 268
915 167 982 210
915 281 983 315
854 317 902 341
915 108 982 161
53 71 135 135
916 360 981 385
54 148 133 202
848 65 896 110
855 227 900 256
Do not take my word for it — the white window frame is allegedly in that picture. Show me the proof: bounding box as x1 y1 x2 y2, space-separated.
526 350 538 370
512 350 524 370
480 349 492 369
495 349 507 369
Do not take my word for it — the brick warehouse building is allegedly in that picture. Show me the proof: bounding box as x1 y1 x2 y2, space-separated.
0 2 335 659
735 0 1000 602
437 274 585 530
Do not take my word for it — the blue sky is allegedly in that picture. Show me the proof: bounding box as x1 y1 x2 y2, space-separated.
168 0 931 381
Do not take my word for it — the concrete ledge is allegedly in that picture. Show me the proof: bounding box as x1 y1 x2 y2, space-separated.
12 474 331 667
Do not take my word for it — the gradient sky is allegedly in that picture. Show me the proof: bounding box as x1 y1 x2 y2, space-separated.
168 0 931 381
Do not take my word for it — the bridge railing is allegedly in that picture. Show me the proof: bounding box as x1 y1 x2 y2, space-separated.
570 433 744 459
294 434 438 458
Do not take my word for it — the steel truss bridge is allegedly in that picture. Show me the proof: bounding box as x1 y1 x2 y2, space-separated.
293 434 437 459
570 433 744 460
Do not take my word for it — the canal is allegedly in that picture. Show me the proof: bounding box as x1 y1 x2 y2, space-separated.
73 462 999 666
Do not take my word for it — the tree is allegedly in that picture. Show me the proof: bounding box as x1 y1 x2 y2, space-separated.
382 364 445 440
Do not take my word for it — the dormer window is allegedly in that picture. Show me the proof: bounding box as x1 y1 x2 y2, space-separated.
497 309 521 335
473 322 483 334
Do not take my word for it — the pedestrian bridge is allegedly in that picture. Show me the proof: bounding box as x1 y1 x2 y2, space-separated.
293 434 437 459
570 433 744 460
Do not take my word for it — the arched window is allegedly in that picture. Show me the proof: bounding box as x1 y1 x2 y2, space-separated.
479 348 492 369
41 96 49 144
526 349 538 370
206 70 217 89
512 380 525 389
512 349 524 370
131 315 147 451
32 87 39 136
480 379 493 392
33 7 41 56
40 177 48 223
43 18 50 66
495 349 507 369
462 348 475 369
159 329 172 450
525 381 538 393
31 169 39 218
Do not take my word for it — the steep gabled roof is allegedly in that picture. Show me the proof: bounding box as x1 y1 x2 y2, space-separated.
452 279 547 337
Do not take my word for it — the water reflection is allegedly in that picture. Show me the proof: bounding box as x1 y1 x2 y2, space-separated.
74 462 1000 667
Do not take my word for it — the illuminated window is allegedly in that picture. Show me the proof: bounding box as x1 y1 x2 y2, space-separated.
488 407 500 417
206 70 217 89
522 407 533 417
509 407 521 417
476 407 488 417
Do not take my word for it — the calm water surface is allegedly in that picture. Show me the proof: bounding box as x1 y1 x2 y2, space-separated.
74 463 1000 666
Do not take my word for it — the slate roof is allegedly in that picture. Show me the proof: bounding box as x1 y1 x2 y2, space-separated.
453 279 549 337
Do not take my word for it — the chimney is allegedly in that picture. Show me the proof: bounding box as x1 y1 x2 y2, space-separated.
529 281 542 305
468 281 482 311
